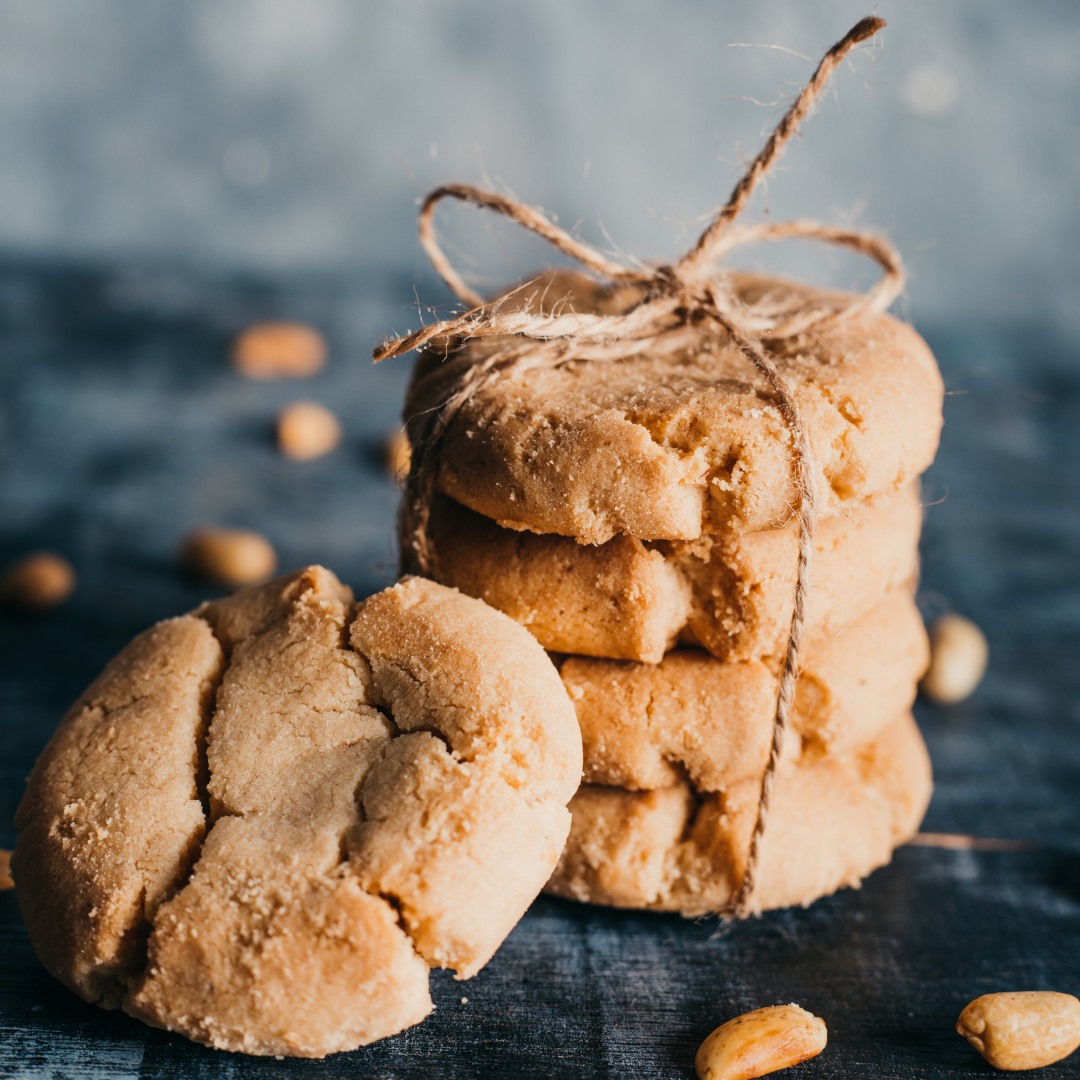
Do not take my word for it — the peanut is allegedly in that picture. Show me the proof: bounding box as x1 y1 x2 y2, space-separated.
180 528 277 586
695 1004 827 1080
0 849 12 890
957 992 1080 1071
920 613 988 704
385 425 411 484
231 322 326 379
277 401 342 461
0 552 76 611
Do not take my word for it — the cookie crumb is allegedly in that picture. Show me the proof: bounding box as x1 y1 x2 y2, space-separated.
460 997 469 1005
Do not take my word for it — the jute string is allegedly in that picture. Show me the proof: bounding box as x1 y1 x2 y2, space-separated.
376 15 903 918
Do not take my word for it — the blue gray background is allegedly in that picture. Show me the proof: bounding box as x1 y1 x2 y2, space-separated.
0 0 1077 333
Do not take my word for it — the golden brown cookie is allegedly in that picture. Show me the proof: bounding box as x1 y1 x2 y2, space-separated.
563 591 929 792
12 615 223 1009
428 486 922 664
14 569 581 1058
406 271 943 544
545 711 931 917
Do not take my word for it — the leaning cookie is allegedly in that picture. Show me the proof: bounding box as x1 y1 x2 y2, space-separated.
545 711 931 917
13 569 582 1058
563 590 929 793
428 485 921 664
406 270 943 545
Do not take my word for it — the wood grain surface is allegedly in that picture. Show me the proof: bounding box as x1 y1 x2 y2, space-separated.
1 261 1078 1078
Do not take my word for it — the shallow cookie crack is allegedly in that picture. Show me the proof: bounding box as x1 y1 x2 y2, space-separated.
372 888 411 939
170 617 232 895
193 665 221 822
374 660 474 763
677 778 707 847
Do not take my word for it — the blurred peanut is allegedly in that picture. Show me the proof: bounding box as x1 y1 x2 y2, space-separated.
277 401 342 460
920 613 988 703
0 552 76 611
385 426 411 484
180 528 277 586
231 321 326 379
957 992 1080 1071
695 1004 827 1080
0 849 12 891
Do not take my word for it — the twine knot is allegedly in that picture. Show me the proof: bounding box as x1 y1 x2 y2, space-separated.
376 16 900 919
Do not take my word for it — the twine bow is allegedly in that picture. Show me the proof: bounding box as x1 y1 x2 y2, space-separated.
376 16 903 918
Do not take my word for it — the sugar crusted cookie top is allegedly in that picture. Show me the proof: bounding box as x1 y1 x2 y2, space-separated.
14 568 581 1058
405 271 943 543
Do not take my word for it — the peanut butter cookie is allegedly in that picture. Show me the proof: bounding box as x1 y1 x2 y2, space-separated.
405 271 943 544
14 569 581 1057
428 486 922 664
563 591 929 792
546 711 931 916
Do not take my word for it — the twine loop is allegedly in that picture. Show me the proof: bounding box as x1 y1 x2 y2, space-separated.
374 205 903 365
375 16 901 918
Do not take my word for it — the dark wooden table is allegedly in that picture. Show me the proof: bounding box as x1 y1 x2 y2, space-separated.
1 259 1078 1078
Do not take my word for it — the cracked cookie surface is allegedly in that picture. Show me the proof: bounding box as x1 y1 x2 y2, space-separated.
405 271 943 544
562 590 929 793
545 711 931 917
14 568 581 1057
428 486 922 664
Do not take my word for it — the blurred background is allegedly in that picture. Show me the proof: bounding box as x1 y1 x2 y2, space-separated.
3 4 1078 716
0 0 1078 328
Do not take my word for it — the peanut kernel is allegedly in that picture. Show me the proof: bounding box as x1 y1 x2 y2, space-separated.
277 401 341 460
385 426 411 485
0 552 76 611
920 613 988 703
957 992 1080 1071
180 528 277 586
231 322 326 379
696 1004 827 1080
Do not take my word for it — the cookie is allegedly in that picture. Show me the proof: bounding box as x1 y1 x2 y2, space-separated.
428 486 921 664
405 271 943 544
545 711 931 917
14 569 581 1057
563 591 929 792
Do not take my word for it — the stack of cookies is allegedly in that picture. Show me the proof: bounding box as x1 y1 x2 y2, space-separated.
405 270 944 917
